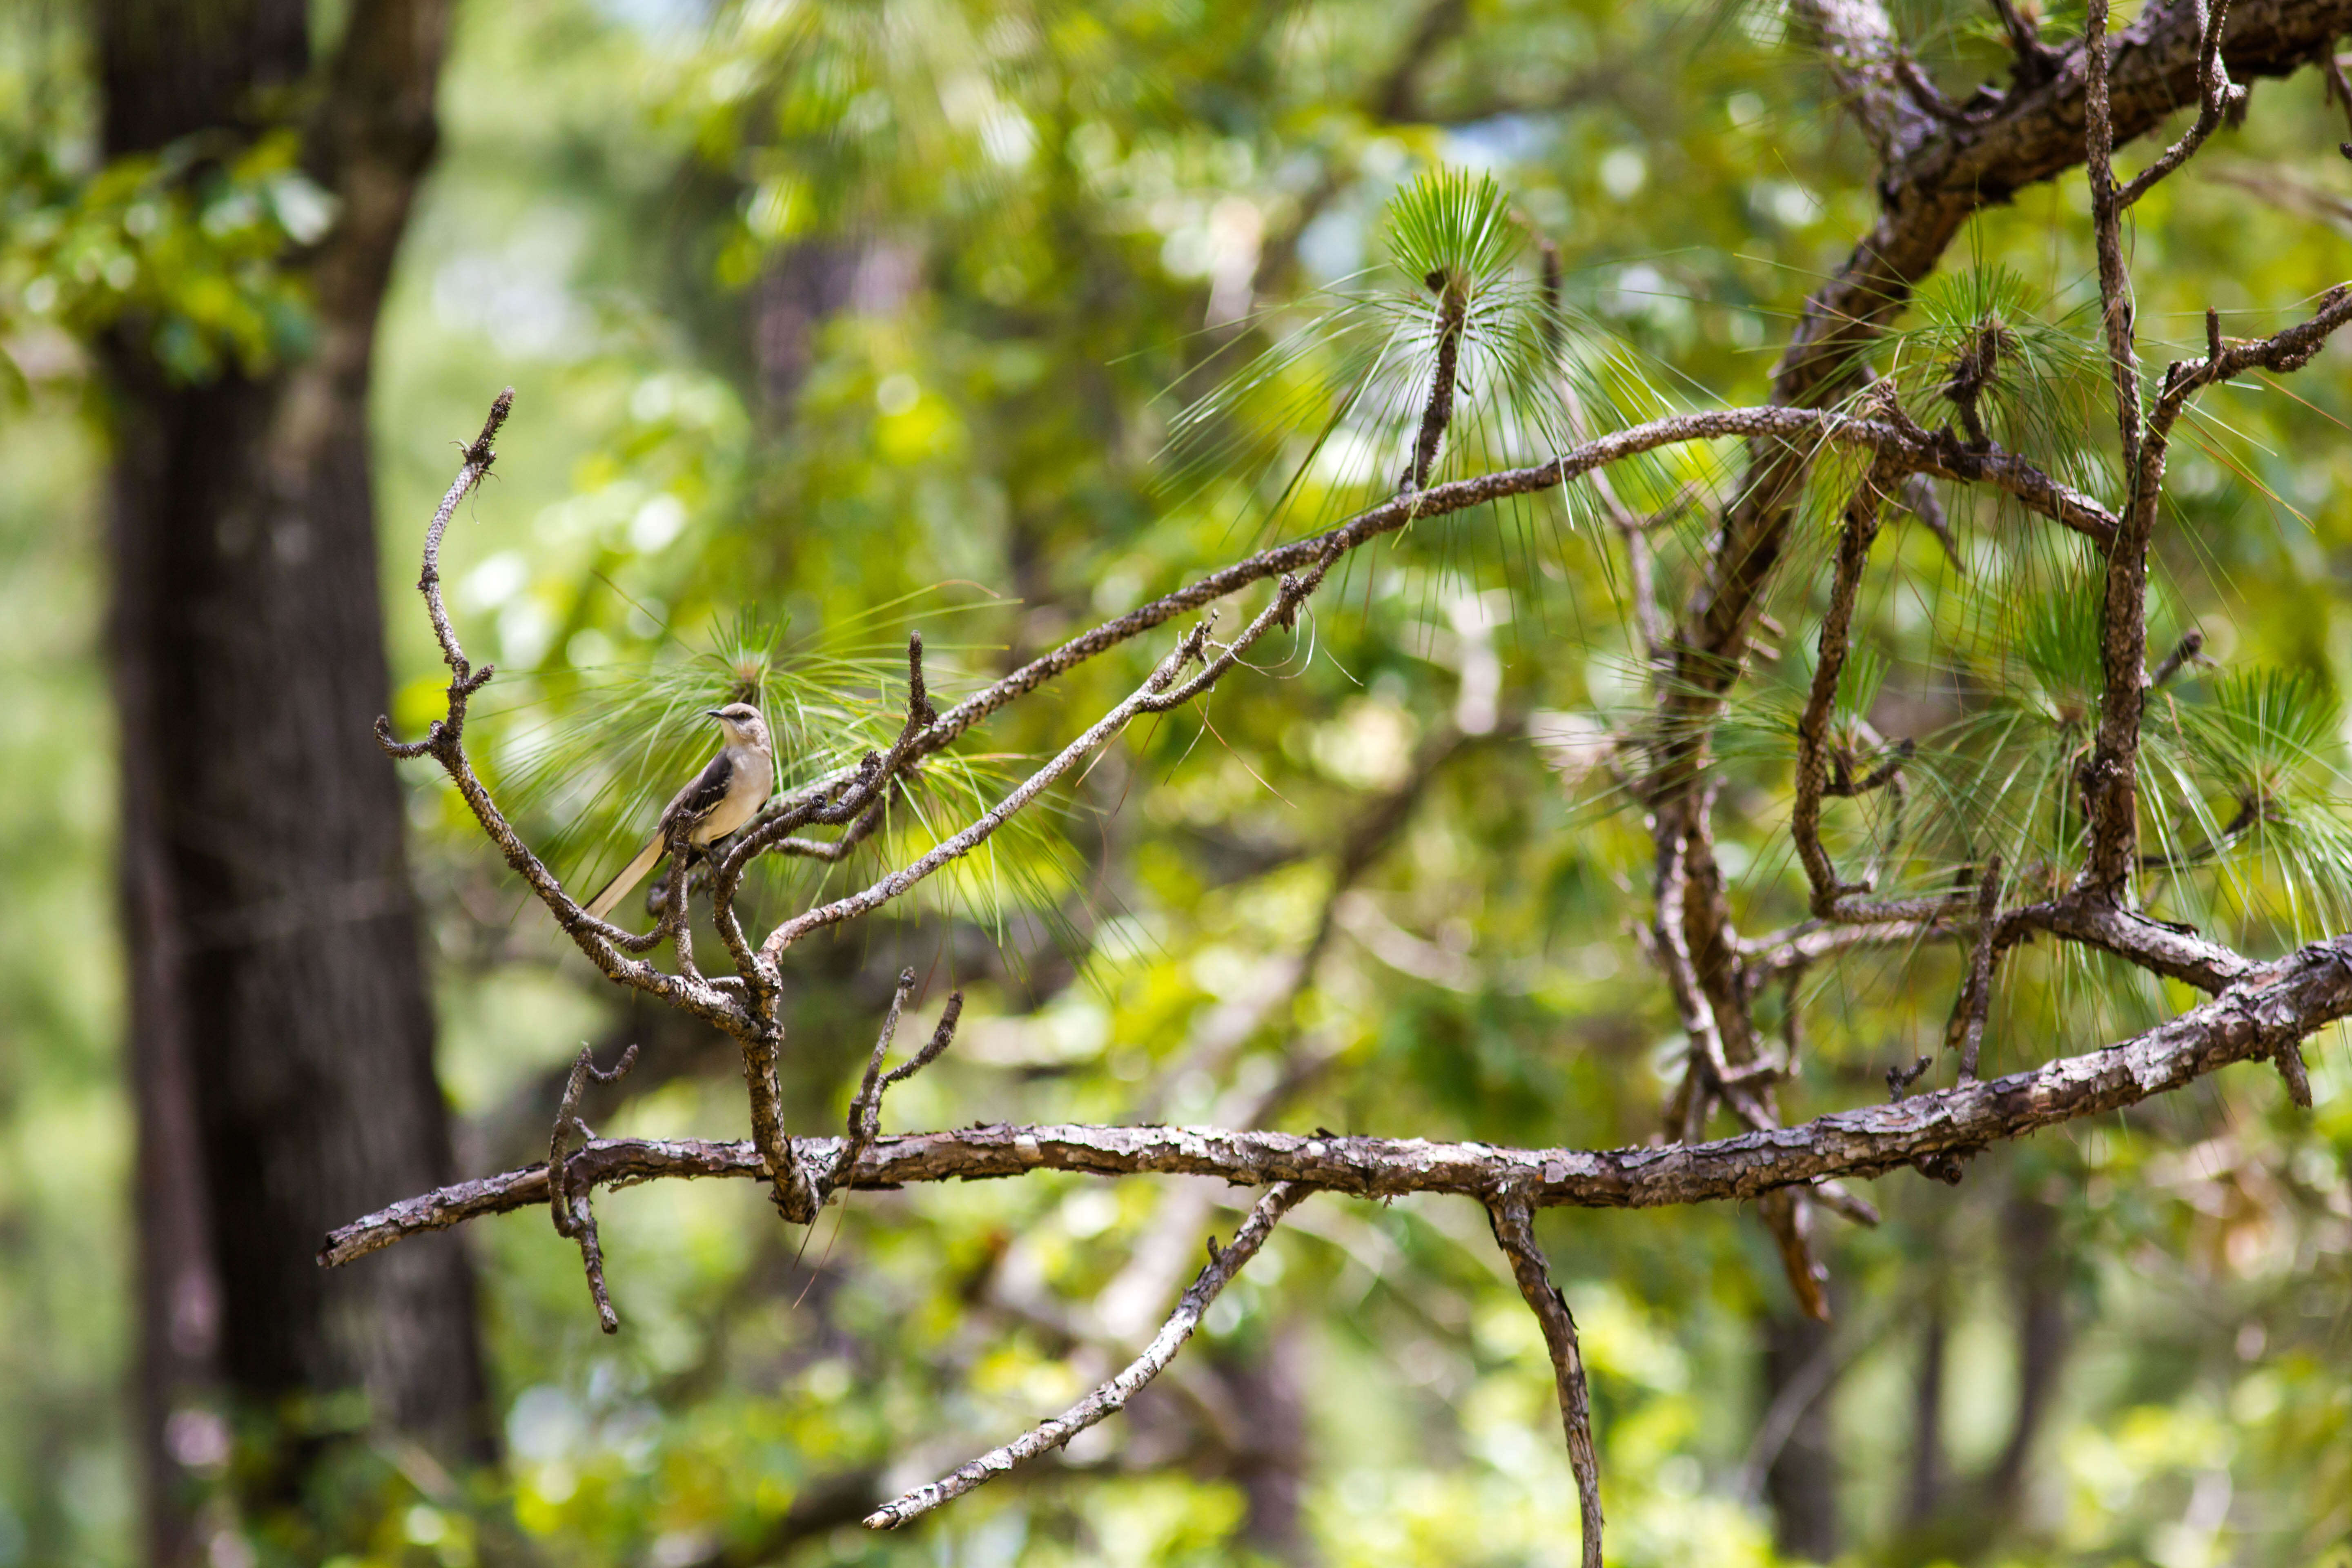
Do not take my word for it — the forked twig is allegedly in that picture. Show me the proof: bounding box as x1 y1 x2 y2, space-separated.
2116 0 2243 208
550 1042 640 1333
374 391 744 1028
832 970 965 1198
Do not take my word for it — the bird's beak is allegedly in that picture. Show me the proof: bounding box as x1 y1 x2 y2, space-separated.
704 708 726 720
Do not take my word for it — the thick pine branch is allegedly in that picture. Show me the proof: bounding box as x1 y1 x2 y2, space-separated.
322 930 2352 1266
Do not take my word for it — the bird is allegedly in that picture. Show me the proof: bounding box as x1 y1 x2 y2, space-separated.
584 702 776 920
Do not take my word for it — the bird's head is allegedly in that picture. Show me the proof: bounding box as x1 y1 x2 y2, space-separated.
706 702 771 752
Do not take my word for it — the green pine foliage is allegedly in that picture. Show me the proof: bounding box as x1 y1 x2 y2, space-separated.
1160 167 1690 560
6 0 2352 1564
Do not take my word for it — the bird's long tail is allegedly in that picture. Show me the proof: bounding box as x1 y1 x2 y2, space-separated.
584 835 665 920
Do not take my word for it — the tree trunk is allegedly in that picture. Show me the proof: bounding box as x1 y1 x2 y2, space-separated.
1900 1298 1947 1532
97 2 485 1561
1987 1190 2069 1526
1217 1319 1313 1564
1762 1307 1841 1562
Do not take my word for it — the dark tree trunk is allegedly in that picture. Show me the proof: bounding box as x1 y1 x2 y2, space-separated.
1987 1191 2069 1525
1762 1307 1841 1562
1900 1298 1948 1532
97 2 485 1561
1759 1316 1844 1561
1217 1319 1313 1564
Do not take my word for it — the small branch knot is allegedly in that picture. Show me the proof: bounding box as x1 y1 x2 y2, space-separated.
2272 1040 2314 1108
1885 1055 1932 1101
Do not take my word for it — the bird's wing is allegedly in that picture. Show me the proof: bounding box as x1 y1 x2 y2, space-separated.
661 748 737 834
584 749 745 922
583 834 666 920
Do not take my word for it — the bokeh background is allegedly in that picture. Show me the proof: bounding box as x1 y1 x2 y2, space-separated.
2 0 2350 1564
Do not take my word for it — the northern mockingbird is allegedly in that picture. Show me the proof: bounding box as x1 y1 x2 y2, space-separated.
585 702 775 919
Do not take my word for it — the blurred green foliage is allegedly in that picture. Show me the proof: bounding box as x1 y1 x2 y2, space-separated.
7 0 2352 1564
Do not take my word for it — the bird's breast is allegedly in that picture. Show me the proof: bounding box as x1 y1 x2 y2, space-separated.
693 750 775 844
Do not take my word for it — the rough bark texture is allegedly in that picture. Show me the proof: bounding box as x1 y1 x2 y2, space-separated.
322 927 2352 1264
98 0 484 1557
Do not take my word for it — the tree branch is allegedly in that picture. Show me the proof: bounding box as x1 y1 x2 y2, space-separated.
2082 0 2146 477
2082 282 2352 892
375 391 750 1034
860 1182 1308 1529
2116 0 2245 207
832 973 963 1200
1487 1196 1603 1568
1949 860 2003 1084
1661 0 2352 860
2000 897 2257 994
326 934 2352 1267
732 403 2119 855
1792 463 1897 918
548 1042 639 1334
1788 0 1938 165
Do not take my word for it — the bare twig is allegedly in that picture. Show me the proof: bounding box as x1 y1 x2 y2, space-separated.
374 392 748 1032
833 972 964 1197
2075 0 2160 898
1740 918 1941 990
1760 1187 1833 1323
1788 472 1971 930
2116 0 2244 207
2273 1040 2313 1107
1949 857 2003 1083
2139 795 2257 872
2085 282 2352 891
1651 831 1731 1143
2000 896 2258 994
1807 1180 1882 1227
2148 627 2207 689
1488 1196 1603 1568
1405 271 1468 493
550 1042 639 1333
861 1182 1308 1529
2325 49 2352 149
2149 286 2352 437
1886 1055 1933 1100
845 971 915 1146
1898 472 1962 569
1793 464 1892 917
2082 0 2143 476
